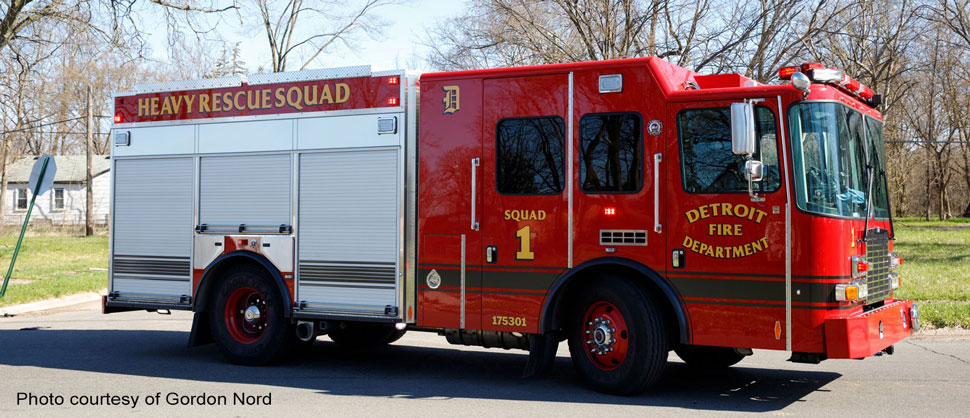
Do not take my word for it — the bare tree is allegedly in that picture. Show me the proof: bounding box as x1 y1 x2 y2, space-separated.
248 0 400 72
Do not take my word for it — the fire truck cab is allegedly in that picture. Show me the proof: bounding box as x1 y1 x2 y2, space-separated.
107 57 917 395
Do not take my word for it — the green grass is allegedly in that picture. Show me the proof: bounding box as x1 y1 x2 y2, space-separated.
0 235 108 307
892 217 970 328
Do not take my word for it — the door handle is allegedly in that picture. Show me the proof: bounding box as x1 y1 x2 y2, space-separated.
471 158 480 231
486 245 497 263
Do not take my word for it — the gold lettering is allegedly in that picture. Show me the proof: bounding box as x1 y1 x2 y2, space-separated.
184 95 195 114
721 202 734 217
137 98 150 117
538 210 546 220
261 89 271 109
275 88 286 107
751 238 763 253
160 96 173 115
683 235 693 248
234 91 246 111
223 92 233 112
335 83 350 103
754 209 767 223
715 247 724 258
686 209 700 224
320 84 333 104
212 93 223 112
304 85 318 106
199 94 211 112
286 86 304 110
150 97 160 116
734 204 749 219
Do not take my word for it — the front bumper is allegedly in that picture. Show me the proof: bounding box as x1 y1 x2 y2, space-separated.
824 299 917 359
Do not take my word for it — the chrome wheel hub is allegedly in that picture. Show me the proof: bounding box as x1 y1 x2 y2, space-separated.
586 317 616 355
244 305 262 323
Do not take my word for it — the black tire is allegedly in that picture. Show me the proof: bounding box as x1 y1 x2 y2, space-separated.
674 345 746 369
328 323 406 349
208 265 293 365
566 276 669 395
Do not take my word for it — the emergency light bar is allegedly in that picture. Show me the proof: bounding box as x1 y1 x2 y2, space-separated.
778 63 879 106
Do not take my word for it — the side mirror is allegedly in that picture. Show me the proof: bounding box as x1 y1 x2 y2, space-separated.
730 102 756 155
745 160 764 181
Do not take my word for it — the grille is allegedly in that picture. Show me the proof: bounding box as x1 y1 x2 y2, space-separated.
600 230 647 246
864 228 891 303
299 261 396 289
112 255 191 280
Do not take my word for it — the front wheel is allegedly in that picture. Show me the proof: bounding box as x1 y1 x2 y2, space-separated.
208 266 292 365
567 277 669 395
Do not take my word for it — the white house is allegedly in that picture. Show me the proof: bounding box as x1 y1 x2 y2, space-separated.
3 155 111 226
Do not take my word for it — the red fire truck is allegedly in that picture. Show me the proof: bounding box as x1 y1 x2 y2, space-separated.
106 58 917 395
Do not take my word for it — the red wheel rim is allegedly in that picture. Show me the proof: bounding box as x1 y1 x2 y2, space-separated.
224 286 268 344
582 301 629 371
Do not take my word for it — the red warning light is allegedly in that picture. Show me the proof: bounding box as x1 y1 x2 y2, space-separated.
388 76 399 85
114 114 122 123
604 207 616 216
778 66 798 80
387 97 399 106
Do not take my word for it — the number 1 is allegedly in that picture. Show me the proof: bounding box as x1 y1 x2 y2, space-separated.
515 226 534 260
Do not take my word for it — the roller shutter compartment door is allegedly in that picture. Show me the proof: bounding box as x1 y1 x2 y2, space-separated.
298 149 400 315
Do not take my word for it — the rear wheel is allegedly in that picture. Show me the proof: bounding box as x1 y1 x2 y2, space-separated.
208 266 292 365
328 323 406 349
675 345 746 369
567 277 668 395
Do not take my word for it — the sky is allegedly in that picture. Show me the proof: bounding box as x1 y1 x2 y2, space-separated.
148 0 468 76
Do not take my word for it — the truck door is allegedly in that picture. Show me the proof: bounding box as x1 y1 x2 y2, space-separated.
666 98 788 350
110 157 195 307
481 74 569 333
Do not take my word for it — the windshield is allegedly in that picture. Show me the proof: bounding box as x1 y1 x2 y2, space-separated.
790 102 890 218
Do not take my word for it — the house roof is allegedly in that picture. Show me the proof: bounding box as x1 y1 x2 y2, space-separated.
6 155 110 184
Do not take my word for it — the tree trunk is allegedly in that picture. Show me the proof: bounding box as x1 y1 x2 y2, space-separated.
925 162 931 221
0 139 8 235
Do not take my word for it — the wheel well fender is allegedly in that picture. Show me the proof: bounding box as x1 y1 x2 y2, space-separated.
540 257 690 344
193 251 292 317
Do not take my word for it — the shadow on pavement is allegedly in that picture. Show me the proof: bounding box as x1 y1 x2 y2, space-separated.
0 328 839 411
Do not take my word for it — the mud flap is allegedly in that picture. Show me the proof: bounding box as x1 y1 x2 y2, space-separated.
187 311 214 347
522 333 559 378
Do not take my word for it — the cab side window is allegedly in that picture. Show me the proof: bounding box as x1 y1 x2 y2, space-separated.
579 112 643 193
496 116 565 195
677 107 780 193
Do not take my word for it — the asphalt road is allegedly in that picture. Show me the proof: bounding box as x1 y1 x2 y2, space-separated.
1 302 968 417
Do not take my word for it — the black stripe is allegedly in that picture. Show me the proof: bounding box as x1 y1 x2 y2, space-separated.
418 288 546 297
662 270 852 280
685 299 860 310
418 263 566 271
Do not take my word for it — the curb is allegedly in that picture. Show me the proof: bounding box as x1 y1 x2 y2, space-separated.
0 291 105 316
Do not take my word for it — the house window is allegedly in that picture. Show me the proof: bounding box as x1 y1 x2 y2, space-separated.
53 188 65 210
579 112 643 193
16 188 28 210
495 116 565 195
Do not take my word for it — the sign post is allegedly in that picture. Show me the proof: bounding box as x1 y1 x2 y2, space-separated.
0 155 57 299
